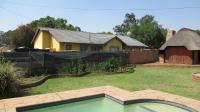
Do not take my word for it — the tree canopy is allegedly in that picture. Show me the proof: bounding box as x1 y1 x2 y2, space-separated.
113 13 166 48
7 24 35 48
6 16 81 48
0 32 10 45
99 32 113 35
31 16 81 31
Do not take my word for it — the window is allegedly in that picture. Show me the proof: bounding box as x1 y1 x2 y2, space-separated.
110 46 120 52
65 44 72 50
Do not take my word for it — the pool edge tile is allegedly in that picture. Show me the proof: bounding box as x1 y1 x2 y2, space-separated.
0 86 200 112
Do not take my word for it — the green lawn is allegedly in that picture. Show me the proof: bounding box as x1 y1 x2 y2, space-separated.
28 66 200 100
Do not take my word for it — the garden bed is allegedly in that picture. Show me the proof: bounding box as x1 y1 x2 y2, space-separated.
60 72 90 77
17 75 46 85
19 75 68 89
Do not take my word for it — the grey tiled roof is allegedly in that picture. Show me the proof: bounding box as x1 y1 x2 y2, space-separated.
33 27 148 47
160 28 200 50
117 35 147 47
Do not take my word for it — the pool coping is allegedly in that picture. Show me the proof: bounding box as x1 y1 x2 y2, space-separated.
0 86 200 112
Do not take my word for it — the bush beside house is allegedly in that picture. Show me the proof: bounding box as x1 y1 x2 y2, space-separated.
0 59 21 98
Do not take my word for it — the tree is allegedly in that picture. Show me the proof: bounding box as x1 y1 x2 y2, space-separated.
7 16 81 48
99 32 113 35
0 32 9 45
140 15 154 23
7 24 35 48
31 16 81 31
113 13 166 48
113 25 124 35
113 13 137 35
123 13 137 26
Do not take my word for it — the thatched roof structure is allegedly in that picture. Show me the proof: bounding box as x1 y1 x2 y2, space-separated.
160 28 200 50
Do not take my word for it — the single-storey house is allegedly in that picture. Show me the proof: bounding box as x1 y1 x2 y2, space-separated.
160 28 200 65
31 28 147 52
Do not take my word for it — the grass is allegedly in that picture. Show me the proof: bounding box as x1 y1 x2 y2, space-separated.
27 66 200 100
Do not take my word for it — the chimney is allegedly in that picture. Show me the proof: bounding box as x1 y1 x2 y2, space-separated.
166 28 176 41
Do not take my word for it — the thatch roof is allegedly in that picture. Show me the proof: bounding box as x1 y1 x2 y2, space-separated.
160 28 200 50
32 28 148 47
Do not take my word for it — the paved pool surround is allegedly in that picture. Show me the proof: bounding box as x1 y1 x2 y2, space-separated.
0 86 200 112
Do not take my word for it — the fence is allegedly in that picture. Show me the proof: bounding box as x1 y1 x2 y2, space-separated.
1 51 128 75
1 50 158 75
128 49 159 64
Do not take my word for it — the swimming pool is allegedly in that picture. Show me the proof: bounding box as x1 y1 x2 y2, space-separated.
17 95 197 112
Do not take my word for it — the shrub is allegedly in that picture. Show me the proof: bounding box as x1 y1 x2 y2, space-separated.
57 57 122 74
57 64 70 73
127 67 135 73
0 62 20 98
0 55 6 64
57 59 87 75
100 57 121 72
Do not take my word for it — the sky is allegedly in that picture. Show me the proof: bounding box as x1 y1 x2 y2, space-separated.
0 0 200 33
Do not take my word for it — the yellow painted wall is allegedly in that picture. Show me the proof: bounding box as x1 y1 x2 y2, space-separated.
34 31 125 52
102 38 122 51
34 31 43 49
34 31 60 51
72 43 80 51
51 36 60 51
60 43 65 51
60 43 80 51
43 31 51 49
